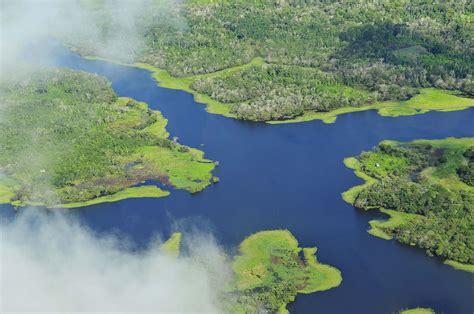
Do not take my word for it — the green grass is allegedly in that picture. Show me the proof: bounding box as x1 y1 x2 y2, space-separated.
231 230 342 312
86 56 264 119
413 137 474 191
141 106 169 138
299 247 342 293
444 260 474 273
233 230 299 290
268 106 374 124
85 55 474 125
133 58 265 118
379 88 474 115
399 308 435 314
124 145 216 194
160 232 182 258
270 88 474 124
56 186 170 208
0 175 19 204
392 45 429 62
359 150 410 179
341 157 377 204
0 68 217 208
154 229 341 312
368 208 422 240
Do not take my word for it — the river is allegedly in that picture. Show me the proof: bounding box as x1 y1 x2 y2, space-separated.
5 43 474 313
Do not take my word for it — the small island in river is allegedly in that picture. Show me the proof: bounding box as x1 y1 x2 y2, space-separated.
160 232 182 258
155 229 342 313
343 138 473 272
228 230 342 313
399 308 435 314
0 68 217 208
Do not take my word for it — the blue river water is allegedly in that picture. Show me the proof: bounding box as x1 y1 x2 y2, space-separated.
6 45 474 313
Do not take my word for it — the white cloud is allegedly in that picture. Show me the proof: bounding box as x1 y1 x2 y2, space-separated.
0 0 183 77
0 210 230 313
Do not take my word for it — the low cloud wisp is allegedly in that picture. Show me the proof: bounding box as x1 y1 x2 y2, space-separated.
0 210 230 312
0 1 232 312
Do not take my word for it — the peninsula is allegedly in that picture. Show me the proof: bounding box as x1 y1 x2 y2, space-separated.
343 138 473 272
0 68 217 208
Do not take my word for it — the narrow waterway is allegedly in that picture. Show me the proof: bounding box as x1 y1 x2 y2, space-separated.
8 44 474 313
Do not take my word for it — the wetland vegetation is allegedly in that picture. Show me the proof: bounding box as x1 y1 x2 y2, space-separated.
169 229 342 313
160 232 182 257
228 230 341 312
1 1 473 313
399 308 435 314
0 68 217 208
67 0 473 122
344 138 474 271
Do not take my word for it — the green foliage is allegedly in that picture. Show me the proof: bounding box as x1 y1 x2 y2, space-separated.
399 308 435 314
230 230 341 312
57 186 170 208
68 0 473 121
192 64 374 121
160 232 182 257
457 147 474 186
269 88 473 124
0 68 216 207
444 260 474 273
348 138 474 265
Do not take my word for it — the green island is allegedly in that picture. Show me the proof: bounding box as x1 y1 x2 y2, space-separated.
0 68 217 208
168 229 341 313
66 0 473 123
343 138 474 272
227 230 342 313
160 232 182 258
399 308 435 314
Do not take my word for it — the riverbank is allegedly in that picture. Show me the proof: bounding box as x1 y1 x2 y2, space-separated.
56 186 170 209
0 68 217 208
230 230 342 312
269 88 474 124
84 55 265 119
132 65 474 124
343 138 474 272
400 308 435 314
342 157 420 240
84 56 474 125
35 47 474 313
160 232 182 257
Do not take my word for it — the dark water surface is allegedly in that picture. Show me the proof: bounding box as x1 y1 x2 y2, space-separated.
9 45 474 313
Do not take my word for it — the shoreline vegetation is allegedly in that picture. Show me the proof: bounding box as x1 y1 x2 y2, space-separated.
160 232 182 258
0 68 218 209
85 56 474 125
65 1 473 124
229 230 342 312
343 138 474 273
55 186 170 209
159 229 341 313
399 308 435 314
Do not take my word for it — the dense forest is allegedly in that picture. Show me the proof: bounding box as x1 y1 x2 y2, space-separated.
350 138 473 264
68 0 473 121
457 147 474 186
0 68 216 206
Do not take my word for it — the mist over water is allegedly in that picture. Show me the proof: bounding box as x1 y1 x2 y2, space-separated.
0 3 235 312
1 1 474 313
0 209 230 312
0 0 182 78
